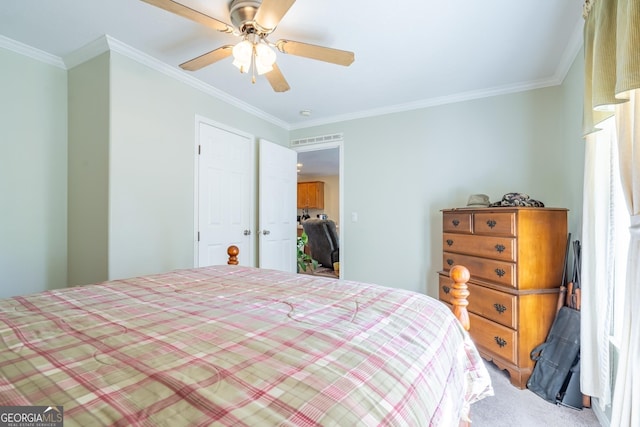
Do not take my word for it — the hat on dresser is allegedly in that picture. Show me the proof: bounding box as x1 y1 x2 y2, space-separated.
466 194 491 207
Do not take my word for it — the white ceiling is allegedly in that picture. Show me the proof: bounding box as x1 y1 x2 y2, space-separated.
297 147 339 177
0 1 585 130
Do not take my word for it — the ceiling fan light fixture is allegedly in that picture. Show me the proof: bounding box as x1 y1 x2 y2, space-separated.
233 38 276 76
232 57 251 73
232 39 253 72
255 42 276 75
141 0 353 92
255 61 273 75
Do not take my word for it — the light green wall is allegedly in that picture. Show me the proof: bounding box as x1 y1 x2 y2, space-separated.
67 53 110 286
67 51 287 285
0 48 67 297
559 47 586 240
290 53 585 297
0 43 584 298
106 52 288 280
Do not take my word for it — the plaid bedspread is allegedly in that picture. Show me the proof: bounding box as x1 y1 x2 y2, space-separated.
0 266 492 426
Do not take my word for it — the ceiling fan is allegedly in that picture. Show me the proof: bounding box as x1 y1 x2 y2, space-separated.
140 0 355 92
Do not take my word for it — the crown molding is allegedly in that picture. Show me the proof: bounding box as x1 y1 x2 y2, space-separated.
3 14 586 133
0 33 288 130
290 18 586 130
0 35 65 69
62 36 110 70
289 78 560 130
67 35 289 129
554 17 585 84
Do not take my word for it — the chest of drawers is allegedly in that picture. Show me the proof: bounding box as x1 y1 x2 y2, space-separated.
438 207 567 388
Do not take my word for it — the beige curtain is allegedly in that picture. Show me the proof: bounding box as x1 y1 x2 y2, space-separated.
611 89 639 427
580 120 616 409
583 0 640 425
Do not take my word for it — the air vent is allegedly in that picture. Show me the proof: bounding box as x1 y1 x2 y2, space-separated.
290 133 343 147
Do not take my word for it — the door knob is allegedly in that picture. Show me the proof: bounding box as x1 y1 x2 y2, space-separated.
262 230 271 235
243 229 251 236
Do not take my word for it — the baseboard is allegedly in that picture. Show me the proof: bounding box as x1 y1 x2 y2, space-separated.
591 397 610 427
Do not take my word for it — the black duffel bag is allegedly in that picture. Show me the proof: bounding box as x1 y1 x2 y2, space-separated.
527 306 581 403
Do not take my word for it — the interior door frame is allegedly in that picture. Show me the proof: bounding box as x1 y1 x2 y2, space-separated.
293 140 344 277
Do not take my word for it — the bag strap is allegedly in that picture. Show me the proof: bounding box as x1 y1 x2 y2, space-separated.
530 342 548 361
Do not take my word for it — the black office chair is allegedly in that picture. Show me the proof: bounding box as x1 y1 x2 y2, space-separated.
301 219 340 270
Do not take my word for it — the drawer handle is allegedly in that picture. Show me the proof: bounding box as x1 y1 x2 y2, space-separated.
495 268 506 277
442 285 451 294
494 336 508 348
493 303 507 314
446 239 454 246
495 244 505 253
447 258 454 266
452 219 460 227
487 219 497 228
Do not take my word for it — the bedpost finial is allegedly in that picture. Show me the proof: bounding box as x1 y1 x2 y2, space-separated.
227 245 239 265
449 265 471 331
450 265 470 284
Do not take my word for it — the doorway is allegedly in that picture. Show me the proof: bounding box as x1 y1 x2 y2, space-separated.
194 117 298 270
294 140 343 277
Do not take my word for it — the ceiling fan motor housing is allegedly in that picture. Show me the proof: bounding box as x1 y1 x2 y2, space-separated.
229 0 266 34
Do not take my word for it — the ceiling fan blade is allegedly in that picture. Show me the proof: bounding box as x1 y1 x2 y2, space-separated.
180 45 234 71
275 40 354 66
265 63 290 92
254 0 296 31
141 0 233 33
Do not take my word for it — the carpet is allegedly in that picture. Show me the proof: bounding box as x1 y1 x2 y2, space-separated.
470 361 602 426
297 266 337 278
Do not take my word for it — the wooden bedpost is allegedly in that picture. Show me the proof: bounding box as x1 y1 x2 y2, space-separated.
227 245 239 265
449 265 471 331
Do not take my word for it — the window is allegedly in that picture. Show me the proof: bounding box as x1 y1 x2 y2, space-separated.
593 116 629 345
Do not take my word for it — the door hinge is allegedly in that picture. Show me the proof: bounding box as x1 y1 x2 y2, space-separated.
198 145 201 155
197 231 200 242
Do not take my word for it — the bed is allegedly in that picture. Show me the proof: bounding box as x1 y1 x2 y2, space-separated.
0 247 492 426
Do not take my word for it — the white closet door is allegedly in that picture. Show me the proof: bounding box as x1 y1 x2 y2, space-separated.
197 121 254 266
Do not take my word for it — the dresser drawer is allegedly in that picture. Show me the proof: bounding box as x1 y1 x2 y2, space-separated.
438 274 466 303
469 312 518 364
442 233 516 261
443 252 516 288
473 211 516 236
439 275 517 328
443 211 472 233
468 284 517 328
438 274 454 301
